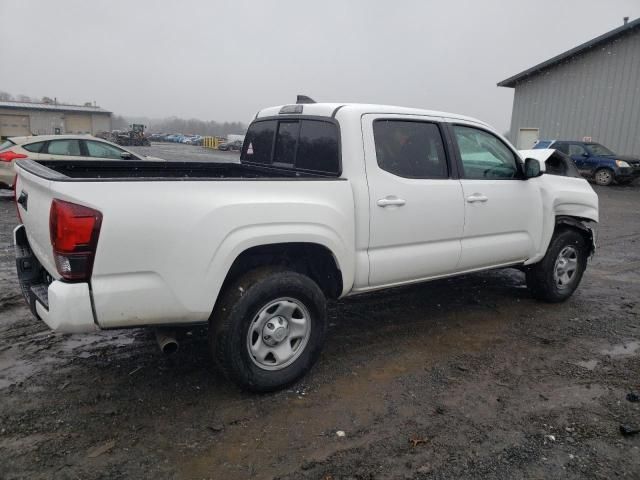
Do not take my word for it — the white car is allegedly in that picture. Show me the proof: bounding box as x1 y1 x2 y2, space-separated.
13 102 598 392
0 134 161 189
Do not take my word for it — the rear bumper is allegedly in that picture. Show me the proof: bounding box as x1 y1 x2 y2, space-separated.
14 225 98 333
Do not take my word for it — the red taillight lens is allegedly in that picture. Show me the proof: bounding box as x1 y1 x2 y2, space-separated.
50 199 102 281
0 150 27 162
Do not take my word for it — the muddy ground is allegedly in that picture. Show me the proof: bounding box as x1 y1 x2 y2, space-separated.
0 183 639 480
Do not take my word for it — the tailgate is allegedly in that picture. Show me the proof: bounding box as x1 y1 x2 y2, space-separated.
14 164 59 278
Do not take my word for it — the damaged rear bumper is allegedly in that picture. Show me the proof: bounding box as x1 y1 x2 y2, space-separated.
14 224 98 333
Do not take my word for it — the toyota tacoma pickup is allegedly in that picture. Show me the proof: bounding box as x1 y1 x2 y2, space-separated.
13 102 599 392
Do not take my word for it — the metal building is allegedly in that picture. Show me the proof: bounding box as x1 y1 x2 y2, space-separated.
0 101 112 138
499 17 640 154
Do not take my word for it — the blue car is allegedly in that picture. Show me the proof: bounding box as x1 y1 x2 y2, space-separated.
534 140 640 186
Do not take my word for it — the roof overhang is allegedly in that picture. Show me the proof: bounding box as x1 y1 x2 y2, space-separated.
498 17 640 88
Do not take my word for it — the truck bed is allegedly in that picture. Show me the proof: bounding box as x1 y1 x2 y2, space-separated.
16 159 341 182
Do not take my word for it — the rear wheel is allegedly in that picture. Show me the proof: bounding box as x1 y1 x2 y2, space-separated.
526 229 588 302
594 168 614 186
210 268 327 392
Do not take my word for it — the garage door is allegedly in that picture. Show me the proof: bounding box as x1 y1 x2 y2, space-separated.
0 114 31 137
65 114 92 134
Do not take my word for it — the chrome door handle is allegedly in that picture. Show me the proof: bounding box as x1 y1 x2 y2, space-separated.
377 196 406 207
466 194 488 203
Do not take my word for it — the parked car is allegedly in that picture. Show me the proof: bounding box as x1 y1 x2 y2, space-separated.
533 140 640 186
218 139 243 151
13 102 598 392
0 135 162 190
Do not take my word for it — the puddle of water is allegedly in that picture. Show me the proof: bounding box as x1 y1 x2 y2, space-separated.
600 341 640 357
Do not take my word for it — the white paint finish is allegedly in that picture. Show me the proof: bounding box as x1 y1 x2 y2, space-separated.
458 178 543 270
36 281 98 333
361 113 464 285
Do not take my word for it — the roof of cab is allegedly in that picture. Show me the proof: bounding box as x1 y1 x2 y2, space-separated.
255 103 490 128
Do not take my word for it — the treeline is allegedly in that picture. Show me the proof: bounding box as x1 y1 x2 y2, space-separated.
118 116 246 136
0 91 246 137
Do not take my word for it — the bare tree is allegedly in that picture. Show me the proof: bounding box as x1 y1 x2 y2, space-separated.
0 91 13 101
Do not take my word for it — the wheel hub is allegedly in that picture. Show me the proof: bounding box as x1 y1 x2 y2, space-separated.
262 316 289 346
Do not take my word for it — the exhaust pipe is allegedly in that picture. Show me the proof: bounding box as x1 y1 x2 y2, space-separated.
155 329 179 355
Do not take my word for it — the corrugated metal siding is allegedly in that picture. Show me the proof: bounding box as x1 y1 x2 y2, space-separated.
509 28 640 155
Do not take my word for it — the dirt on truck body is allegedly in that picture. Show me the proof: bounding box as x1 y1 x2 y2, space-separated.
0 183 639 479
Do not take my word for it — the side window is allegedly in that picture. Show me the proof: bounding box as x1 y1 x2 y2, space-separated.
273 121 299 165
23 141 44 153
241 120 276 164
296 120 340 174
568 144 586 156
85 140 127 159
453 126 518 179
372 120 448 179
46 139 82 156
554 143 569 155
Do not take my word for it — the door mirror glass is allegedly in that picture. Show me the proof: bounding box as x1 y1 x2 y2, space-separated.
524 158 543 178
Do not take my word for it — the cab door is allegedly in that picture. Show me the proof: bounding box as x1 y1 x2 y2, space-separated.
451 124 543 270
363 114 465 287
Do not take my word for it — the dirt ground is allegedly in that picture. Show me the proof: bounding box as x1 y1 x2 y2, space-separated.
0 183 639 480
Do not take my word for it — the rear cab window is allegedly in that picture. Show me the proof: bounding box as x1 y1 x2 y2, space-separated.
241 117 340 175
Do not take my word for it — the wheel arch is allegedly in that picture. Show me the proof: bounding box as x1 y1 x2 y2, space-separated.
220 242 345 300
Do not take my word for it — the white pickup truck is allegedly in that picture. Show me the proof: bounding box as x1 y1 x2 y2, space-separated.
13 102 598 391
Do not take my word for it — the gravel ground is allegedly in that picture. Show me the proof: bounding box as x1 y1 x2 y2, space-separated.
0 183 638 480
129 142 240 163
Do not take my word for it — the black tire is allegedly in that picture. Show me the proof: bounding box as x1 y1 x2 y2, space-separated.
594 168 614 186
526 229 588 303
210 267 327 392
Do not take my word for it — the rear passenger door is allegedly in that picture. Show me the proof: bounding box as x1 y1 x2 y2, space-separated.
362 114 465 287
451 124 542 270
567 143 591 174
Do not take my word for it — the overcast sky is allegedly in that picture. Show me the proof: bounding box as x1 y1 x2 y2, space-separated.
1 0 639 131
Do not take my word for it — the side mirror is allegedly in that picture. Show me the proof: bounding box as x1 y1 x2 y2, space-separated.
524 158 543 179
582 152 589 157
120 152 132 160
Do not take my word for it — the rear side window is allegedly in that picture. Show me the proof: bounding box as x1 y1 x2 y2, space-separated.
373 120 448 179
23 141 44 153
46 139 82 156
0 140 15 151
242 118 340 174
242 120 276 164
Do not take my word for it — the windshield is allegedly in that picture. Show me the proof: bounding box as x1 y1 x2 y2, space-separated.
0 140 15 152
586 143 615 156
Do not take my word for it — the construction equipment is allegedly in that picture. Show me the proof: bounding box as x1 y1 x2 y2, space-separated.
113 124 150 146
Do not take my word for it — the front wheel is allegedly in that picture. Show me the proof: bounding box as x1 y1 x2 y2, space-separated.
210 268 327 392
526 229 588 302
594 168 614 186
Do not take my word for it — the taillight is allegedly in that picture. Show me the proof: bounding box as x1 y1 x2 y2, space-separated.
0 150 27 162
50 199 102 281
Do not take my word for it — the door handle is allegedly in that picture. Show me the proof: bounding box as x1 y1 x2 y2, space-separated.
466 194 488 203
377 196 406 207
